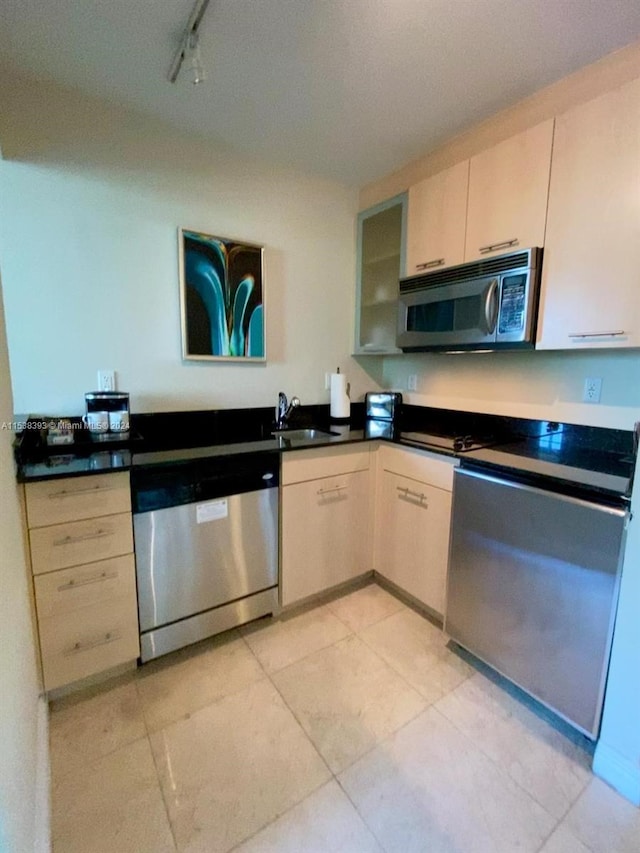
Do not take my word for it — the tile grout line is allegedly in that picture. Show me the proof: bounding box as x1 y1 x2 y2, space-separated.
430 702 561 828
239 585 408 680
533 822 565 853
252 611 418 850
224 776 332 853
431 681 594 830
259 599 416 682
538 784 600 853
219 663 337 852
240 608 356 678
354 615 461 707
266 633 434 782
265 664 336 779
236 626 270 676
133 677 180 852
256 599 453 782
135 631 270 736
135 653 330 853
48 679 151 785
333 775 389 853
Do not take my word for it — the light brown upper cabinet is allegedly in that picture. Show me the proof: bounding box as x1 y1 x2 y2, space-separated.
405 160 469 275
464 119 554 262
537 78 640 350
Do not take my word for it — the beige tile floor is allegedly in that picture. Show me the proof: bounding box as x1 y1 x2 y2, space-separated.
49 582 640 853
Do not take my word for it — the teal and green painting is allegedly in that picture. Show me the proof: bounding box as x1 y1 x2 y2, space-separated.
181 229 265 360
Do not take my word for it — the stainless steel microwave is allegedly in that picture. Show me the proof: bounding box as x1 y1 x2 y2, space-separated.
397 247 542 352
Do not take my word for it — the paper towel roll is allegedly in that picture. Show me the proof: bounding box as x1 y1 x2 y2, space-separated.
330 372 350 420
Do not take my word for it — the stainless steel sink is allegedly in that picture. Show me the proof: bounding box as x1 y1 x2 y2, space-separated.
271 428 338 440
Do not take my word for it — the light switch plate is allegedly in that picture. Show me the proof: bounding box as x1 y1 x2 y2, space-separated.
407 374 418 391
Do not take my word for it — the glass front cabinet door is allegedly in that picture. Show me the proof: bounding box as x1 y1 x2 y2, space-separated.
354 192 407 354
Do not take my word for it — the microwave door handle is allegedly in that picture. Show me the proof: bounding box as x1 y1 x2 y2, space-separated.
484 279 499 334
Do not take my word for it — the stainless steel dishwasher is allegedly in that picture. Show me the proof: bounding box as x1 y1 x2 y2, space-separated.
132 451 279 662
446 466 629 738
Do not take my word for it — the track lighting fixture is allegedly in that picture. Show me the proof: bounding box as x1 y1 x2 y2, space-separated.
168 0 211 85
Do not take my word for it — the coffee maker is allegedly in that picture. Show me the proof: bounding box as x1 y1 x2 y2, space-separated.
84 391 130 436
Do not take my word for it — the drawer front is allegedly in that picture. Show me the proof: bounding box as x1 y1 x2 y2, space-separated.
26 472 131 528
282 445 371 485
39 596 140 691
378 444 457 491
34 554 136 619
29 512 133 575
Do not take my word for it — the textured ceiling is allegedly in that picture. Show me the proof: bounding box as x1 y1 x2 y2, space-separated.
1 0 640 185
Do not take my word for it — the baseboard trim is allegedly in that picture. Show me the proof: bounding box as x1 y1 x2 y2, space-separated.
33 695 50 853
593 741 640 806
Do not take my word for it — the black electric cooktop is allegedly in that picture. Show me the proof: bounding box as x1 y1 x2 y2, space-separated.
400 431 497 453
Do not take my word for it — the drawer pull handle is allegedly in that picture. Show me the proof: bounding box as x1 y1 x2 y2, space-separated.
53 529 112 547
57 570 118 591
416 258 445 270
396 485 427 504
317 484 347 496
48 484 115 499
478 238 518 255
65 631 121 656
568 330 625 339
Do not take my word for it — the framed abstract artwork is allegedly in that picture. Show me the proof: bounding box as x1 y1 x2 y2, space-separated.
179 228 265 361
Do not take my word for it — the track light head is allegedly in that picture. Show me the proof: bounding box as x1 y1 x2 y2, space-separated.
168 0 211 85
188 31 206 85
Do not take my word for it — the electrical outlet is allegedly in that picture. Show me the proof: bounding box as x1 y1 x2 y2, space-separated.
583 377 602 403
325 372 331 390
97 370 116 392
407 374 418 392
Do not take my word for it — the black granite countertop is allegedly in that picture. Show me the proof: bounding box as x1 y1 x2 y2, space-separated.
14 403 636 501
15 406 372 482
131 428 370 469
461 438 634 503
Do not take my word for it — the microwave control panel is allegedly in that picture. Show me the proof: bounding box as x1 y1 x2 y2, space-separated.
498 273 527 334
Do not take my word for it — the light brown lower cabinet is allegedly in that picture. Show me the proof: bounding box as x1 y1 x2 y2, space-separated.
280 447 373 607
280 442 457 615
24 472 140 692
373 445 457 618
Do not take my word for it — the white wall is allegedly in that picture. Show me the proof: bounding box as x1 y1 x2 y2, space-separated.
0 272 49 851
0 70 383 415
383 349 640 430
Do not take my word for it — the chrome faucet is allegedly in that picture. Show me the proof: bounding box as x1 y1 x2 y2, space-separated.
276 392 300 430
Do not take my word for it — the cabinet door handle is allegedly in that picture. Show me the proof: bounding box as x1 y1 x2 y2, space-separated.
478 238 518 255
57 570 118 591
568 330 625 339
53 529 111 547
64 631 121 656
415 258 445 270
48 484 115 499
396 485 427 504
317 484 347 496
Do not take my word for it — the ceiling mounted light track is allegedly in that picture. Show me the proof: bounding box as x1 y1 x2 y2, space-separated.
168 0 211 85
